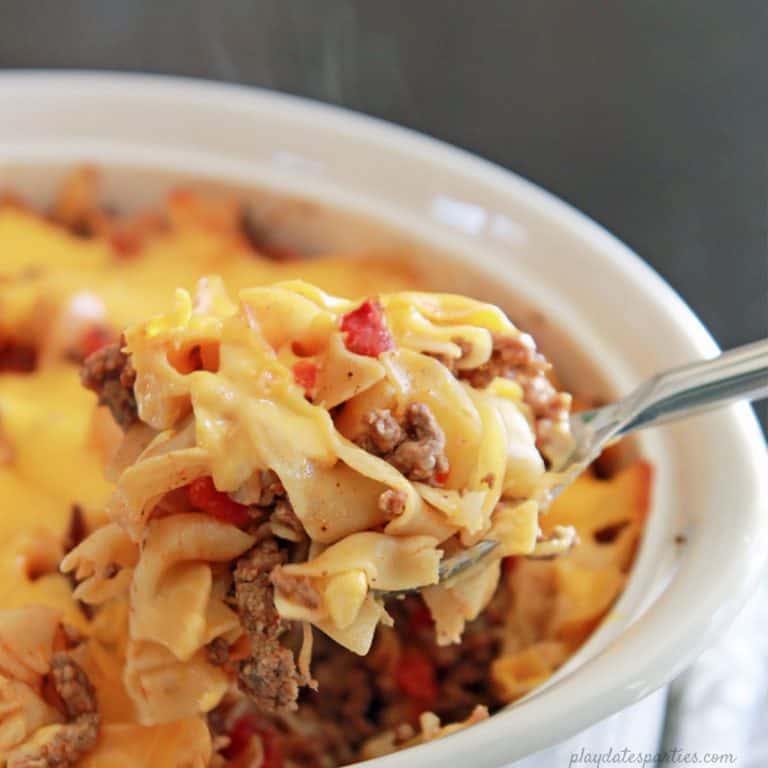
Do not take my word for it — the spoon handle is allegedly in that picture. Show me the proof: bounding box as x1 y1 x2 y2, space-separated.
619 338 768 434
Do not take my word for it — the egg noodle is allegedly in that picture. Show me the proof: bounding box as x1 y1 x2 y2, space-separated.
0 170 650 767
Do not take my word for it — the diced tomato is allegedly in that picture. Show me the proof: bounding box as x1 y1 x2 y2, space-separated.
292 360 318 392
262 727 284 768
503 555 519 574
187 476 251 527
224 714 283 768
109 230 142 259
394 646 437 707
407 602 435 632
340 298 394 357
80 325 114 359
261 244 301 262
434 468 450 485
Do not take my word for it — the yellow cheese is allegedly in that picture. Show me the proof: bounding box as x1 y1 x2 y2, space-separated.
0 366 113 517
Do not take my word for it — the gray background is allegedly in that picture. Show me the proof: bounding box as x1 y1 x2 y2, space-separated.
1 0 766 428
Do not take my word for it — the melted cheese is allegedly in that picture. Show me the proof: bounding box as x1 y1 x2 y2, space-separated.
0 200 429 763
0 188 649 766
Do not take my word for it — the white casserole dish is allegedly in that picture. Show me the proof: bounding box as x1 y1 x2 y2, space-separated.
0 71 765 767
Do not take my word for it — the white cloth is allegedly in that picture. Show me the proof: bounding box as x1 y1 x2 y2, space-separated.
505 687 668 768
661 579 768 767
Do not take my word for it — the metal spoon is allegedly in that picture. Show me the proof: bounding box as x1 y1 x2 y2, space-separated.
384 338 768 597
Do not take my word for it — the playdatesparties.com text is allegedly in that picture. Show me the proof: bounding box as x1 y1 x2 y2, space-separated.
568 747 737 768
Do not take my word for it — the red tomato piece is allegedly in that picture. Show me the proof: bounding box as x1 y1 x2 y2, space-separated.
109 230 142 259
502 555 519 574
434 468 450 485
261 244 301 262
224 714 284 768
407 602 435 632
394 646 437 707
187 476 251 527
340 298 394 357
292 360 318 392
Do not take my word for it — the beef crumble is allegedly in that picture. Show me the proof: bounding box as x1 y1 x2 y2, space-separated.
80 338 137 429
459 332 543 390
50 652 98 720
14 652 100 768
206 637 231 667
378 489 407 521
357 410 404 455
212 592 506 768
356 402 449 485
255 469 286 507
459 333 571 459
269 499 306 542
0 338 38 373
232 539 304 713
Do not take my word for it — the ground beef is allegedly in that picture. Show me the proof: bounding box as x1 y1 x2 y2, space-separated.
459 333 571 458
80 338 137 429
14 652 100 767
310 648 377 742
233 539 303 712
388 404 449 482
11 714 100 768
292 594 504 763
50 652 98 720
385 595 505 722
0 338 37 373
233 540 285 640
378 489 407 521
257 470 286 507
209 588 509 768
356 403 449 485
430 629 500 716
269 499 306 542
239 649 301 713
271 567 321 610
357 410 404 455
459 332 545 389
206 637 230 667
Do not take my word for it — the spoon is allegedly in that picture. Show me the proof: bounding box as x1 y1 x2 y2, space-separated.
384 338 768 596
